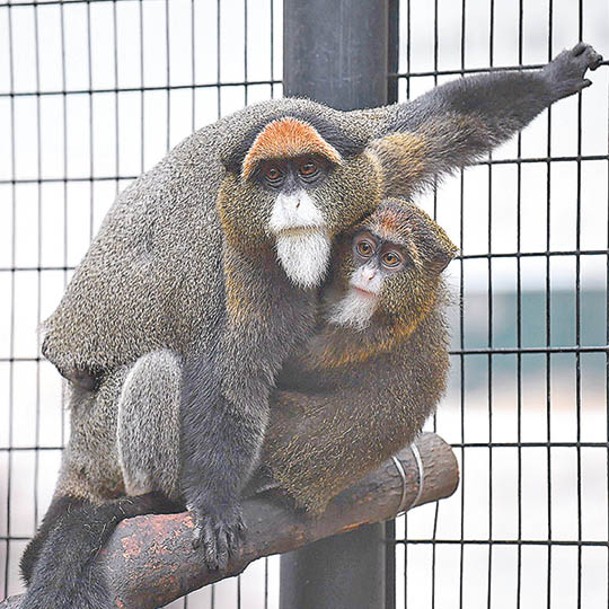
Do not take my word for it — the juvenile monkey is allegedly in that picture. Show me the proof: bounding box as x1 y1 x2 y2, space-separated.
250 199 457 513
20 44 604 609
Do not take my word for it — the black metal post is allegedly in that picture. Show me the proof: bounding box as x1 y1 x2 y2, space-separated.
283 0 390 111
281 1 397 608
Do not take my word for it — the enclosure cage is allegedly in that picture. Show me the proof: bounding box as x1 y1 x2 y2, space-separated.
1 1 609 608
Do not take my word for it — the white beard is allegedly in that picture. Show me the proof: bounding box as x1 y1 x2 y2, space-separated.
327 289 378 330
269 190 331 288
275 231 331 289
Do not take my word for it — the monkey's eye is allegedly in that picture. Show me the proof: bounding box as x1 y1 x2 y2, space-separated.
262 164 285 186
381 251 403 269
297 158 323 183
355 239 375 258
299 159 319 177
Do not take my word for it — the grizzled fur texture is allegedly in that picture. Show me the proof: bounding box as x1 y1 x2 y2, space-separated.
249 200 457 513
20 43 603 609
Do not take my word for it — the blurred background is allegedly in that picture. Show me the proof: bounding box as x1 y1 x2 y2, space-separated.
1 0 608 607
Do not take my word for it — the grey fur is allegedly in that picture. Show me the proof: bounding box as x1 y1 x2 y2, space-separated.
117 351 182 501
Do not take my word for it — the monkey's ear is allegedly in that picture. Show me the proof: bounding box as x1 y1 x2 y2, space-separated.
375 198 457 274
420 224 458 274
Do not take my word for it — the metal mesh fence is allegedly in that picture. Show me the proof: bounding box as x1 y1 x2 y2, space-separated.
1 1 608 608
0 1 281 607
393 1 609 608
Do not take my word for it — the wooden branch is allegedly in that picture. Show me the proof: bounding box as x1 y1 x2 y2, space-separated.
1 432 458 609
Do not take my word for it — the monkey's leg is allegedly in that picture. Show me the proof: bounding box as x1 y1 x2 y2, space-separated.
20 373 127 582
260 375 437 515
117 350 183 501
19 361 184 609
375 42 604 197
19 492 183 609
19 494 87 585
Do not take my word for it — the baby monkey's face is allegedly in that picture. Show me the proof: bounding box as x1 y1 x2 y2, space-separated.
349 231 409 299
327 229 410 330
327 199 457 331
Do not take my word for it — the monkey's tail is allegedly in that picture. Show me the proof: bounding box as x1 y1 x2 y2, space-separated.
19 492 182 609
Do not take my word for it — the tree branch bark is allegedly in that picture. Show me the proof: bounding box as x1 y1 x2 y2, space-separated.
1 432 458 609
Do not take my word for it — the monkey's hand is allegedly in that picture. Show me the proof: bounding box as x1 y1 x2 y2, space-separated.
543 42 604 101
190 502 246 572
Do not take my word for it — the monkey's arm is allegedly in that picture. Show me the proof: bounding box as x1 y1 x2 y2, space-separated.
180 349 262 572
180 249 315 571
372 43 604 196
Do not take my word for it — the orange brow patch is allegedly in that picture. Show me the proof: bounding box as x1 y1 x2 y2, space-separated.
242 118 343 180
377 209 400 235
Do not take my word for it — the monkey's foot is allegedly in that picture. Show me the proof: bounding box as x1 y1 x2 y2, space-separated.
543 43 604 101
191 505 246 572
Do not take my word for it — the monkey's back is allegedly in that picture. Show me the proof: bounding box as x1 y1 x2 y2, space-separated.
41 97 397 378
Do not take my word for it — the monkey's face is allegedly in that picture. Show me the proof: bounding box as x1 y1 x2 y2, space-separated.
328 199 457 330
218 117 381 289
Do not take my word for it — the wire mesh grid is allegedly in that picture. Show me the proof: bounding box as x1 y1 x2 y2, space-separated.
393 1 609 608
1 1 608 609
0 1 281 607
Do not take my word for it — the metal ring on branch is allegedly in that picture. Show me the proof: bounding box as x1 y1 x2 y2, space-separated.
391 440 425 515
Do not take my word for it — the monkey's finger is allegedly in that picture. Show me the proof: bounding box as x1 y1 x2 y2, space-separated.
192 524 203 550
226 523 243 555
214 530 231 572
589 53 605 71
582 46 604 71
202 521 220 570
572 42 588 57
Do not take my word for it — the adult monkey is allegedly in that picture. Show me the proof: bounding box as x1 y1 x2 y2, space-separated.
20 43 603 607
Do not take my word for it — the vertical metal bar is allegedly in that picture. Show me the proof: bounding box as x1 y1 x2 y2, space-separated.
516 3 524 608
487 4 495 608
33 0 42 539
86 2 95 239
139 0 145 173
430 3 440 609
575 4 584 608
403 1 411 602
215 0 221 120
458 3 466 608
270 0 276 99
165 0 170 151
190 0 195 132
59 0 68 450
280 524 388 609
281 1 392 607
113 0 120 197
385 519 396 609
606 46 609 609
387 0 399 105
243 0 248 107
545 3 554 606
4 3 15 595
